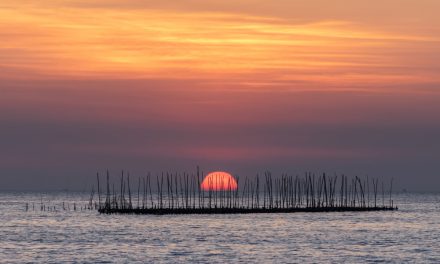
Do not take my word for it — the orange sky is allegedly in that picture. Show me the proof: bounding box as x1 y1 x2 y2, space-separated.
1 1 440 191
1 0 439 89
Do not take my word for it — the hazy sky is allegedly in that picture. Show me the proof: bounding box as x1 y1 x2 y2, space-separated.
1 0 439 191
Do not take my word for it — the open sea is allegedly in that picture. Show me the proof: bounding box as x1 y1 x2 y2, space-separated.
1 192 439 263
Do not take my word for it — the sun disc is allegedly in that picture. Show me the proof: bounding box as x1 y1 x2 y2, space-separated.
200 171 238 191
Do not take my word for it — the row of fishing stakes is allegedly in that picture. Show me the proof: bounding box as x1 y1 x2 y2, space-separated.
95 169 397 214
24 200 99 212
24 190 100 212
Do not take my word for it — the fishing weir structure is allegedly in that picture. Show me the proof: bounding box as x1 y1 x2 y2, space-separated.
95 169 397 215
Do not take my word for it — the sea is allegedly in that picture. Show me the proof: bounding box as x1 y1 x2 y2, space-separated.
1 192 439 263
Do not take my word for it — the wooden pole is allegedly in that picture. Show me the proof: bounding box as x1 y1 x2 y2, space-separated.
97 173 101 209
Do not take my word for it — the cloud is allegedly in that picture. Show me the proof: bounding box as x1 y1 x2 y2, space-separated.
1 3 438 87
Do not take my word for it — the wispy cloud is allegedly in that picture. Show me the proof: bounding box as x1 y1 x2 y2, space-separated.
1 3 438 88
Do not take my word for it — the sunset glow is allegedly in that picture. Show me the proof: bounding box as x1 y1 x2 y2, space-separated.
201 172 238 191
2 1 440 262
1 1 440 191
1 1 439 87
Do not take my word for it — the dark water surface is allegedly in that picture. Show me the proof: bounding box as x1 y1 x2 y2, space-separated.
1 192 439 263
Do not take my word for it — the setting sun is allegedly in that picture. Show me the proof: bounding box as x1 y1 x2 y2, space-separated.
201 171 238 191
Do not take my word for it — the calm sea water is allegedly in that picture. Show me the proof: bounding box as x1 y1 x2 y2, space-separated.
1 192 439 263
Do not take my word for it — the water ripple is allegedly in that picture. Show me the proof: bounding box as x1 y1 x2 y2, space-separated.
0 192 439 263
